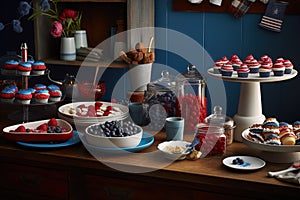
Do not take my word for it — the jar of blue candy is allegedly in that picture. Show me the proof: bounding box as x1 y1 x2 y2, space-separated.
143 70 177 131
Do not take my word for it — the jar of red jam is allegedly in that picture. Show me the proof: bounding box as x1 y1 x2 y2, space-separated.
194 123 226 156
175 64 207 133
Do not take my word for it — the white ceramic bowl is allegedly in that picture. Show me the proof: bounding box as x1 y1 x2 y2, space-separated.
157 140 191 160
84 122 143 148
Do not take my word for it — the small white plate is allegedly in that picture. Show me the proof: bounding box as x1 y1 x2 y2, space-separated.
222 156 266 170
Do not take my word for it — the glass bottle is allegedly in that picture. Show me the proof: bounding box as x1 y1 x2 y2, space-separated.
175 64 207 133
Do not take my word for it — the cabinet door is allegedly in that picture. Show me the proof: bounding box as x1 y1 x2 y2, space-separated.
0 163 69 199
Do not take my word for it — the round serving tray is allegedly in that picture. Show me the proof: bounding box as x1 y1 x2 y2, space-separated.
242 129 300 153
207 68 298 83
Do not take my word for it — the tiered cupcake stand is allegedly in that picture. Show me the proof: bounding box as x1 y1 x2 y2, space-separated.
207 68 298 163
1 45 64 123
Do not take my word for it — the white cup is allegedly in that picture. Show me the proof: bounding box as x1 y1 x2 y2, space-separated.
75 30 88 50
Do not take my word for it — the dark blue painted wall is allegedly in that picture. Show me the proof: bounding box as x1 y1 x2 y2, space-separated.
155 0 300 122
1 0 300 123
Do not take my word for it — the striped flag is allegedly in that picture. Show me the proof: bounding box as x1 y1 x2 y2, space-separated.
259 0 288 32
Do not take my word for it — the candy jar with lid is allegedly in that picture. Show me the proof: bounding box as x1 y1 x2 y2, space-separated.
204 105 235 145
194 123 226 156
143 70 177 131
175 64 207 133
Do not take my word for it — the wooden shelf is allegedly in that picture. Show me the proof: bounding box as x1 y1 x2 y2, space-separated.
44 58 128 68
173 0 300 15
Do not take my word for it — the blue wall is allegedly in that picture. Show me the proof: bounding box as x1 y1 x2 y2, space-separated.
155 0 300 123
1 0 300 123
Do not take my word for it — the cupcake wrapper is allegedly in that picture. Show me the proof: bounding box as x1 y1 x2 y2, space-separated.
249 68 259 73
259 71 271 77
221 71 233 77
284 69 292 74
273 70 284 76
237 72 249 78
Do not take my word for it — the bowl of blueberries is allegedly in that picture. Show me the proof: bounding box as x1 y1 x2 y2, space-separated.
85 120 143 148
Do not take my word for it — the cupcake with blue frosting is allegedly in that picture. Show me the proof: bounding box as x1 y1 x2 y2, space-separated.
15 89 32 104
17 62 32 76
2 60 18 75
0 88 15 103
34 89 50 104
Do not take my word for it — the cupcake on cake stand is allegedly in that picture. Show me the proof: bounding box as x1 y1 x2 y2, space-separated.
207 68 298 142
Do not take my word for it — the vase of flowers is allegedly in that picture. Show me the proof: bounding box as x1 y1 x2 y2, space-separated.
29 0 82 61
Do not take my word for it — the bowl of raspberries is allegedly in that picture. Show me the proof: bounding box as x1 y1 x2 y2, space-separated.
84 120 143 148
2 118 73 142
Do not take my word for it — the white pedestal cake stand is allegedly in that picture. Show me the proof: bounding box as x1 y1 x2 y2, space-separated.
207 68 298 142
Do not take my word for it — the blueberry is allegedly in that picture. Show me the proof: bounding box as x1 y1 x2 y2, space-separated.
55 126 62 133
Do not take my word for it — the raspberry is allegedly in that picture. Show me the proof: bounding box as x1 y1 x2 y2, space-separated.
106 106 113 112
15 125 26 132
48 118 58 127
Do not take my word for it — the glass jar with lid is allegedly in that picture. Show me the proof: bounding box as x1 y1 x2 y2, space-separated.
204 105 235 145
175 64 207 133
194 123 226 156
143 70 177 130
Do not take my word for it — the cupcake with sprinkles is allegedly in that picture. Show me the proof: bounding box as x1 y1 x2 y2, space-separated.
17 62 32 76
2 60 18 75
31 61 47 75
221 61 233 77
237 63 250 78
15 89 32 104
34 89 50 104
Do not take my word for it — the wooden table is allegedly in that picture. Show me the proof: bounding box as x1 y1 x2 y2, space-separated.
0 105 299 199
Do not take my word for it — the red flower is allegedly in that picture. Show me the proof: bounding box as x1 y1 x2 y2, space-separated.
50 21 63 38
59 9 78 21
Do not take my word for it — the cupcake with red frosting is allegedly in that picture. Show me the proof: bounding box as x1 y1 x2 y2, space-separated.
34 83 47 91
32 61 47 75
259 65 272 78
15 89 32 104
49 89 62 102
2 60 18 75
283 59 293 74
230 55 243 71
246 58 261 73
17 62 32 76
272 59 285 76
34 89 50 104
0 88 15 103
237 63 250 78
221 62 233 77
213 56 228 74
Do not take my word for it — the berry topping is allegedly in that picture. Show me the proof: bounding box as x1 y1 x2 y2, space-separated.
48 118 58 127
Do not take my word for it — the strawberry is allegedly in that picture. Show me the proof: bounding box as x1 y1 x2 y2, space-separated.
15 125 26 132
78 104 86 109
106 106 113 112
95 102 103 108
36 123 48 132
103 111 111 116
48 118 58 127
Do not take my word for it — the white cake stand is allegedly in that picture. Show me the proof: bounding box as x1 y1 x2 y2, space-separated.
207 68 298 142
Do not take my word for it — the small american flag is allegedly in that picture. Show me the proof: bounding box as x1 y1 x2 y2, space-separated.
259 0 288 32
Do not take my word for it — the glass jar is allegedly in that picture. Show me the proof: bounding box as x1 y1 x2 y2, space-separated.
143 70 177 130
175 64 207 133
204 105 235 145
194 123 226 156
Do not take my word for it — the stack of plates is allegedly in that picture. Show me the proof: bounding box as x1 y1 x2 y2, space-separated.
58 101 129 127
